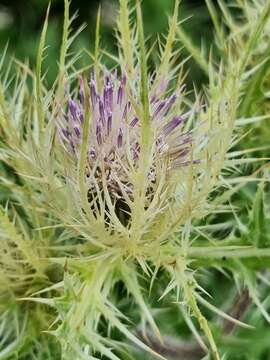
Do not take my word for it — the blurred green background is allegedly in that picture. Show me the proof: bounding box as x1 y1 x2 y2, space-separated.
0 0 213 84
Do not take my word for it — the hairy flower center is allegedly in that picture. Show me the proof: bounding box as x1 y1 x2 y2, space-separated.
58 72 193 223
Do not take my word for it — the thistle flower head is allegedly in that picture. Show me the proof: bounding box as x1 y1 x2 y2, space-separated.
51 0 238 259
60 72 192 209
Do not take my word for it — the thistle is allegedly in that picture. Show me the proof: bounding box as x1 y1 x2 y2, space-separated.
1 1 270 360
60 71 194 227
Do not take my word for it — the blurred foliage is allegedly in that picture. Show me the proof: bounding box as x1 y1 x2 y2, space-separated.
0 0 213 84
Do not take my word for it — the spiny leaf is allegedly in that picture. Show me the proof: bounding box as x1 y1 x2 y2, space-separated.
35 2 50 132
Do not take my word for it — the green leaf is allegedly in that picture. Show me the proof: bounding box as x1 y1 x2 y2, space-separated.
249 184 270 248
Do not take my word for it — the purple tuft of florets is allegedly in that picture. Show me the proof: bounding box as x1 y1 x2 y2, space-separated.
58 72 194 198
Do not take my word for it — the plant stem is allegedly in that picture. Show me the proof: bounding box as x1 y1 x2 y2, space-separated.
187 247 270 259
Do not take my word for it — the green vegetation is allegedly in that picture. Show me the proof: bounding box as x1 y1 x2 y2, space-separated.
0 1 270 359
